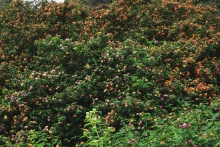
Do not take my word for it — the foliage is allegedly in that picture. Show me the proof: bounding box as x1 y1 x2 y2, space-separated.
0 0 12 10
0 0 220 146
78 109 115 147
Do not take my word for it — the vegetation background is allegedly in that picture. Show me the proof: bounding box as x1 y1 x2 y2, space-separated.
0 0 220 146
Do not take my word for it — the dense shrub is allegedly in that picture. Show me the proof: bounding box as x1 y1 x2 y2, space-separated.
0 0 220 146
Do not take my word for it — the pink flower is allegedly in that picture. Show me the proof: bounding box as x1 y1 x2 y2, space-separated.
22 93 27 97
128 138 136 144
187 139 192 143
186 139 192 144
182 123 188 128
128 122 133 126
138 121 142 126
29 86 33 90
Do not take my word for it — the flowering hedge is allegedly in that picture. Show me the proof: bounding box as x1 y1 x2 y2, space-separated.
0 0 220 146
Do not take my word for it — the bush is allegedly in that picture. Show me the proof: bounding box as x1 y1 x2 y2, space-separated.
0 0 220 146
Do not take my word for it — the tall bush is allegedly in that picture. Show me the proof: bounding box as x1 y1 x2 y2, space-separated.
0 0 220 146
